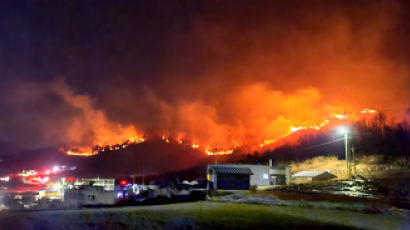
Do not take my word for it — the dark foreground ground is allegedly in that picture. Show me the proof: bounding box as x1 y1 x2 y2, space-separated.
0 201 409 230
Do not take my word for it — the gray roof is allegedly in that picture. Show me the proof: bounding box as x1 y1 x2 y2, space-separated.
292 170 335 178
210 166 253 175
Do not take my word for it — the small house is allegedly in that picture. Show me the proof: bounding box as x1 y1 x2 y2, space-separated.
64 185 117 207
292 170 337 183
207 162 291 190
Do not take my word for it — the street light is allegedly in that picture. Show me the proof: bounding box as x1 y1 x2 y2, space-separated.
338 126 348 135
338 126 351 178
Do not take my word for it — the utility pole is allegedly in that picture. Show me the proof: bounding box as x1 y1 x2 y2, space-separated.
213 148 218 164
344 110 352 179
344 129 351 178
351 145 356 176
142 168 145 185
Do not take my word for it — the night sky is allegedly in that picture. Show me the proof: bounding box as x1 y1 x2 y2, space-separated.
0 0 409 152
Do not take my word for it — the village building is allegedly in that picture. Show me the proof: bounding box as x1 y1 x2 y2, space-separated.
63 185 117 207
292 170 337 183
207 162 291 190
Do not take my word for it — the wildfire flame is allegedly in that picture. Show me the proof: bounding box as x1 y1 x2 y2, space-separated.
54 80 381 157
162 136 170 143
65 149 98 156
334 114 345 119
63 137 145 156
61 108 375 156
360 108 377 114
205 147 234 156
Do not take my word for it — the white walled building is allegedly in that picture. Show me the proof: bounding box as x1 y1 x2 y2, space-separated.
207 162 291 190
64 185 117 207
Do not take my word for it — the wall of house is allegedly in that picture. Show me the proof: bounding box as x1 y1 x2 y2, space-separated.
208 171 217 189
270 174 286 185
292 177 312 184
207 164 291 187
269 166 290 185
247 165 270 186
64 188 117 206
207 164 270 186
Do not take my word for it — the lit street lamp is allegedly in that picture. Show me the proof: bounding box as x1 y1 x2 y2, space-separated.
338 126 351 178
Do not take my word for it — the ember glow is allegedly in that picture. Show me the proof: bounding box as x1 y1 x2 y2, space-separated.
63 137 145 156
65 148 98 157
205 148 234 156
360 108 377 114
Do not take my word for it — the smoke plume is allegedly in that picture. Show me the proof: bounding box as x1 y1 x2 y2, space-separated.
0 0 408 155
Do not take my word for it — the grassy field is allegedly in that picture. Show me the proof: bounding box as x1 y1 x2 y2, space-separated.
0 201 409 230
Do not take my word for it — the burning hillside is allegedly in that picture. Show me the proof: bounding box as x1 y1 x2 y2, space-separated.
0 137 209 178
51 80 357 157
51 79 384 158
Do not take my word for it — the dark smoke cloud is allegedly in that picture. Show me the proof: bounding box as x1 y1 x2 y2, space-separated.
0 0 408 151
